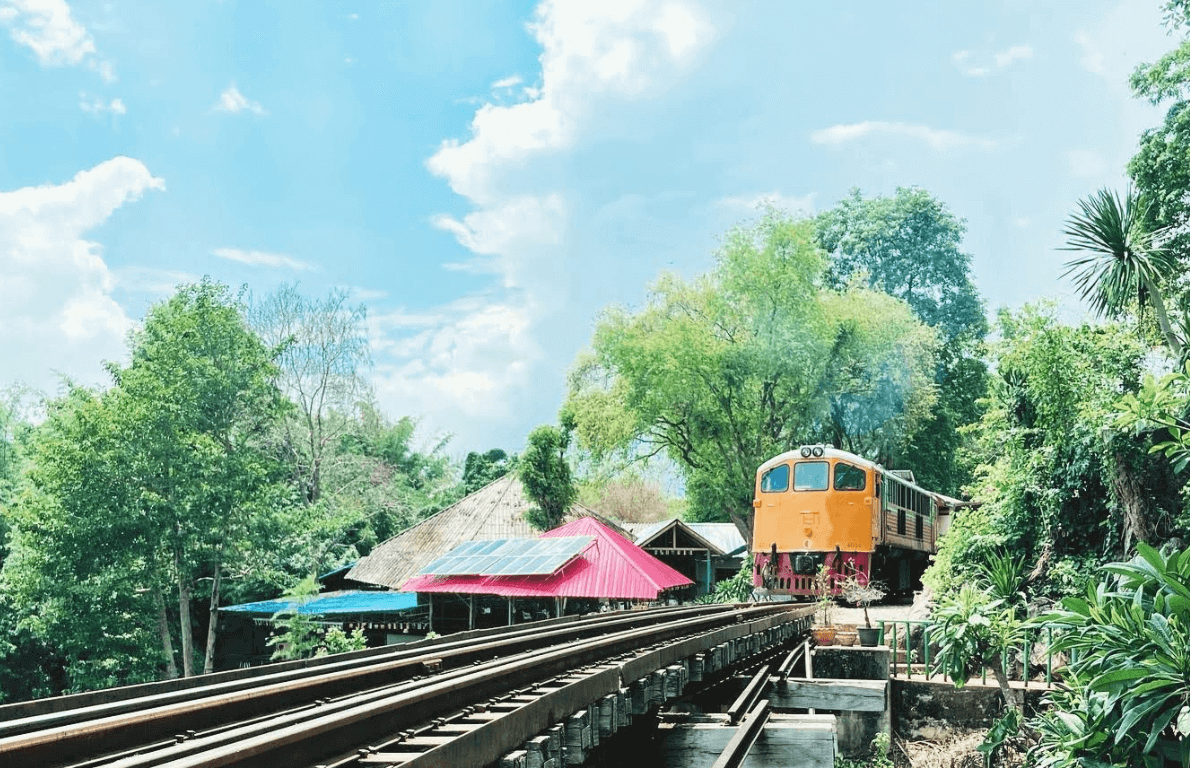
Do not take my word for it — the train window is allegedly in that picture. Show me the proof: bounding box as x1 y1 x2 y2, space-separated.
833 462 866 491
793 461 829 491
760 464 789 493
916 513 924 539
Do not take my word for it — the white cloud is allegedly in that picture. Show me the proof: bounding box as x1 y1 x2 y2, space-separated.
370 300 541 424
0 157 164 389
412 0 714 442
427 0 714 204
214 84 266 115
810 121 997 150
995 45 1033 68
952 45 1031 77
1 0 93 64
211 248 314 271
717 191 815 217
79 94 125 116
492 74 523 89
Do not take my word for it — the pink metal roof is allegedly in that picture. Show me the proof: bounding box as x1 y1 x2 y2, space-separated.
399 517 694 600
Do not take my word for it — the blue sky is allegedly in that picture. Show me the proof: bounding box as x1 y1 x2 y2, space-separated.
0 0 1176 455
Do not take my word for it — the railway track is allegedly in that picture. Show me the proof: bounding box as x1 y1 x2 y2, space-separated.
1 602 814 768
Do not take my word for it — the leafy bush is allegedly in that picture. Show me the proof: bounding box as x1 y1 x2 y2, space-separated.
1032 543 1190 766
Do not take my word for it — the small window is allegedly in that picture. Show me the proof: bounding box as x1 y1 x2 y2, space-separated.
834 462 866 491
760 464 789 493
794 461 829 491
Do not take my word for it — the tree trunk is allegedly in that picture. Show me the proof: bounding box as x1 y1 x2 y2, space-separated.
202 554 223 674
1142 273 1184 359
155 586 179 680
176 548 194 678
988 653 1022 713
1110 450 1152 552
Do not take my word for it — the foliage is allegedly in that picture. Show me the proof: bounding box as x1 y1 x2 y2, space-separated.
1031 543 1190 766
567 209 938 528
267 576 323 661
1116 360 1190 475
812 565 835 626
576 471 672 523
926 305 1170 597
833 732 893 768
978 708 1023 768
319 626 367 656
816 187 989 495
1062 188 1183 358
462 449 515 494
520 423 577 531
700 554 753 603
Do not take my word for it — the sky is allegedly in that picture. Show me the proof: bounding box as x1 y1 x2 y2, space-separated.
0 0 1178 455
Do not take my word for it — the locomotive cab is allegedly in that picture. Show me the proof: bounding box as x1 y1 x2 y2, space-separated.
751 445 941 598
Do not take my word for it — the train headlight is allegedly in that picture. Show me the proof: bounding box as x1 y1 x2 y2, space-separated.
811 446 824 457
800 447 812 458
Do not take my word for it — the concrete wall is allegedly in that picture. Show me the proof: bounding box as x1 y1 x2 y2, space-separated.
892 679 1047 740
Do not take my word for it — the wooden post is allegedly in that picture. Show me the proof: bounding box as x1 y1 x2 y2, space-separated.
468 595 475 631
428 593 434 634
508 597 513 626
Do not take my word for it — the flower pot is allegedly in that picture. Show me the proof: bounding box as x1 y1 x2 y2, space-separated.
857 627 881 647
811 627 836 646
835 629 857 647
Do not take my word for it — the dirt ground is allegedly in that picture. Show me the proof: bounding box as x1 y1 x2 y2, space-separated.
828 599 918 627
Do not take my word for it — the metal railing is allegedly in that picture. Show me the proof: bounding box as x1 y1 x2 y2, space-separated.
877 619 1063 688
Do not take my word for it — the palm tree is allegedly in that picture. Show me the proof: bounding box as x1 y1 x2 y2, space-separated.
1062 188 1184 358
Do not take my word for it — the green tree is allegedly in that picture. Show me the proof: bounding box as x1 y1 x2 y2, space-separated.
927 305 1175 597
462 449 515 494
1062 188 1184 358
567 210 937 531
520 423 576 531
2 280 286 687
815 187 988 494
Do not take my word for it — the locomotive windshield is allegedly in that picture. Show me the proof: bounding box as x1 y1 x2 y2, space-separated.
760 464 789 492
793 461 828 491
834 462 866 491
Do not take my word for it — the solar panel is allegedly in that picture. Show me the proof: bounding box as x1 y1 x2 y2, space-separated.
418 536 593 576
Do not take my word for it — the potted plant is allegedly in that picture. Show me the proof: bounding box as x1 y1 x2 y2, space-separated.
841 574 886 647
810 564 836 645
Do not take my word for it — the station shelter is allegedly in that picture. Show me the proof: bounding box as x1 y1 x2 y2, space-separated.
399 517 694 633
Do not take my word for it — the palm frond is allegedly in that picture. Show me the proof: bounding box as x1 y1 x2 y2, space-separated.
1061 188 1178 318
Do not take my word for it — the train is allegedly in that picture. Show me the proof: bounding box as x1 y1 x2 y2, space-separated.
750 444 972 598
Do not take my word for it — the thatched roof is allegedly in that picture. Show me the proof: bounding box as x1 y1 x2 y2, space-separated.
346 474 630 590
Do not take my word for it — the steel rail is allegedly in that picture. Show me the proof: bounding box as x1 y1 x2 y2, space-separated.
0 604 738 748
4 604 803 768
152 606 807 768
710 700 771 768
0 603 727 737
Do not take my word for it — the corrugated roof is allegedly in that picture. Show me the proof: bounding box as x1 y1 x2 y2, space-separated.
686 523 747 555
221 590 418 616
346 474 632 590
400 517 693 600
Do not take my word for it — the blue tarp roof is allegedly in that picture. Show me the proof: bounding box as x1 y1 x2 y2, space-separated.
221 590 419 616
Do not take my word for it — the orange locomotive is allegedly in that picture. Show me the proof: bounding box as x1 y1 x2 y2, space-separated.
751 445 962 597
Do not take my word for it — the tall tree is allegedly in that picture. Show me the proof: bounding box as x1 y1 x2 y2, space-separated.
1062 188 1183 358
815 188 988 494
3 280 286 684
566 210 938 532
462 449 515 494
520 423 576 531
250 285 371 505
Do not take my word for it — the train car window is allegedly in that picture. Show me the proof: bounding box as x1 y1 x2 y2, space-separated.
793 461 829 491
760 464 789 493
916 513 924 539
897 509 907 535
833 462 866 491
